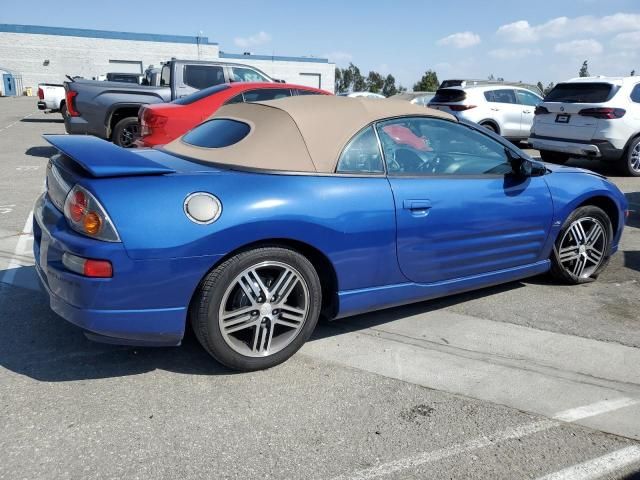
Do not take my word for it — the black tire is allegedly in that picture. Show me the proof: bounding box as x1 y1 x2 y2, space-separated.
619 136 640 177
60 103 68 120
112 117 140 148
480 122 498 134
550 205 612 285
540 150 570 164
191 247 322 371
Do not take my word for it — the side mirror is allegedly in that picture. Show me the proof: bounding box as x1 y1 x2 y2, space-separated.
505 148 532 177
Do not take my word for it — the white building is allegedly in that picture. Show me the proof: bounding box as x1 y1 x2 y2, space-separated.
0 24 335 93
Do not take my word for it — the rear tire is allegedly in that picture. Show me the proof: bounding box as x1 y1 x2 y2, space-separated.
619 136 640 177
191 247 322 371
60 103 68 120
540 150 570 164
550 206 612 284
112 117 140 148
480 122 498 134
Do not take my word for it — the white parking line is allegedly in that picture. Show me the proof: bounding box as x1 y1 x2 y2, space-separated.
535 445 640 480
331 397 639 480
0 113 33 133
0 210 34 286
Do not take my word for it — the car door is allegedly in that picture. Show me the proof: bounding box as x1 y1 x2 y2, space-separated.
377 117 553 284
516 89 543 138
485 89 522 138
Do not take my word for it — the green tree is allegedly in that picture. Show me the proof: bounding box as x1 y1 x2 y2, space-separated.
543 82 555 96
335 68 344 93
382 74 399 97
536 81 544 94
579 60 589 77
631 69 636 76
349 63 366 91
488 74 495 81
413 70 439 92
366 71 385 94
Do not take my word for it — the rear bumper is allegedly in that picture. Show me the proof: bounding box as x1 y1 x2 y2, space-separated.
528 135 623 161
33 194 191 347
37 101 47 111
64 116 108 139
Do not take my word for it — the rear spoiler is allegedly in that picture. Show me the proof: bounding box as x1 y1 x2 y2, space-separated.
44 135 176 178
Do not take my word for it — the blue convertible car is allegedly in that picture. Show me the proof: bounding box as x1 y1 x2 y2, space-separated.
34 96 628 371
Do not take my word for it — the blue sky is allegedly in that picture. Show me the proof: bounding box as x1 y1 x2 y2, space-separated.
2 0 639 87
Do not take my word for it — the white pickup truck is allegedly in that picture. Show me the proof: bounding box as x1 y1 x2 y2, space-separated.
37 83 66 117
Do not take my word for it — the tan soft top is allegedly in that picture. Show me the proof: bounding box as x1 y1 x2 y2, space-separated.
164 96 456 173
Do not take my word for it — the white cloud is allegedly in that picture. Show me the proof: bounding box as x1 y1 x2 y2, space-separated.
554 39 603 56
322 51 353 65
497 13 640 43
611 31 640 49
233 31 271 49
437 31 481 48
488 48 542 59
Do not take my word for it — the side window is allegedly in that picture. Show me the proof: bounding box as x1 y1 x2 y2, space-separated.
242 89 292 102
631 84 640 103
225 93 245 105
296 89 322 96
336 127 384 174
183 65 225 90
485 89 517 104
160 65 170 87
516 90 542 106
376 117 512 176
232 67 270 83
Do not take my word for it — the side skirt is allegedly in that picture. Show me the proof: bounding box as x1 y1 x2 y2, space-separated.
335 260 550 319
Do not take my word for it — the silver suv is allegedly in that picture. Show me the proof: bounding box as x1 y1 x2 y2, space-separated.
429 80 543 141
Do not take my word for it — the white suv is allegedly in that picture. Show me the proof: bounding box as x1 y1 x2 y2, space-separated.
428 81 543 141
529 76 640 176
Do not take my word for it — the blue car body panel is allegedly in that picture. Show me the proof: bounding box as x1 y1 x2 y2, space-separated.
33 136 628 346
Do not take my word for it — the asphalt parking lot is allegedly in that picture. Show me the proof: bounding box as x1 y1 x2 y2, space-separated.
1 96 639 479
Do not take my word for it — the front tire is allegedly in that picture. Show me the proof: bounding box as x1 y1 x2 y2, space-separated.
191 247 322 371
480 122 498 134
620 136 640 177
540 150 570 164
550 206 612 284
112 117 139 148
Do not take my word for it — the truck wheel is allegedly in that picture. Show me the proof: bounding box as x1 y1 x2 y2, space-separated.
620 137 640 177
112 117 140 148
540 150 570 164
60 103 68 120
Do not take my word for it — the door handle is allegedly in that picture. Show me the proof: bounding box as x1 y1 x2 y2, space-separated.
523 110 531 114
403 199 432 216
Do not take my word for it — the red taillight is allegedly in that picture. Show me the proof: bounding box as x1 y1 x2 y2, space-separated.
140 108 168 137
69 190 87 222
37 87 44 100
66 90 80 117
534 106 549 115
448 105 477 111
83 259 113 278
62 253 112 278
579 108 626 119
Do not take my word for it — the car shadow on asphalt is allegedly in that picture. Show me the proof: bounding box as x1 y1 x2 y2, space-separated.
0 267 236 381
25 146 57 158
21 117 64 124
313 281 527 340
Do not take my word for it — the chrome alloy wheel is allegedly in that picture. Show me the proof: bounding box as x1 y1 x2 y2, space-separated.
218 261 310 357
556 217 606 279
631 142 640 174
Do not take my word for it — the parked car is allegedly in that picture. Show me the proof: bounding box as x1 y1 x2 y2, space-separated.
390 91 436 107
338 92 386 99
429 80 543 141
35 96 627 371
64 59 275 147
37 83 66 116
529 76 640 176
137 82 330 147
105 72 144 84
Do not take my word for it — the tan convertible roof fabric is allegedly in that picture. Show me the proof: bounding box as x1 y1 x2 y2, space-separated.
164 96 456 173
